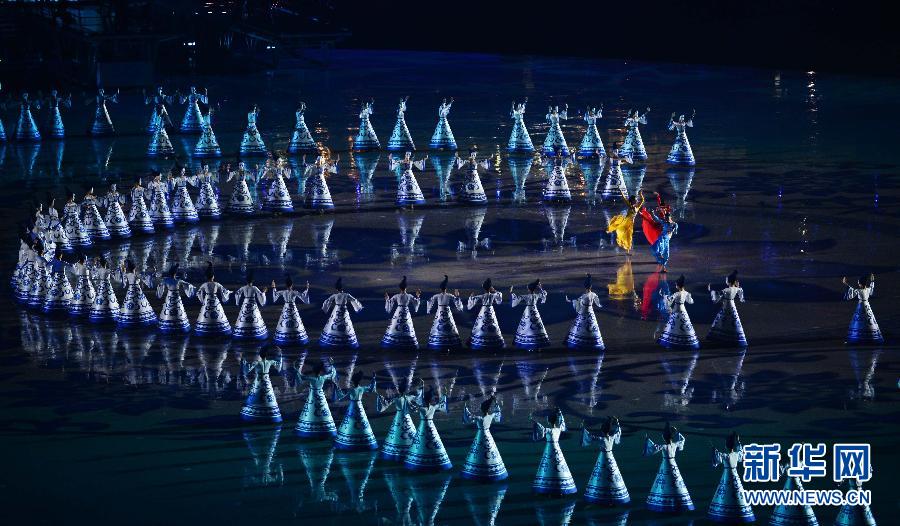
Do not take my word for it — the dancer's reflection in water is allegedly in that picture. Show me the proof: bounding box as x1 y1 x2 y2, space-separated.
295 443 336 513
542 206 576 252
578 158 603 205
568 354 604 412
583 510 629 526
711 348 747 410
659 349 700 410
383 469 413 525
622 164 646 201
848 348 881 401
667 167 695 220
508 154 534 204
408 472 452 526
228 220 255 273
353 151 380 203
198 222 220 258
305 218 339 270
534 498 577 526
159 334 189 387
430 152 454 202
242 426 284 488
198 339 232 398
121 331 157 385
513 359 549 415
457 207 490 259
334 450 377 514
390 213 426 266
463 483 507 526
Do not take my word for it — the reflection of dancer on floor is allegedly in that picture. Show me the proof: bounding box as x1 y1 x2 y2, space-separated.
606 189 644 253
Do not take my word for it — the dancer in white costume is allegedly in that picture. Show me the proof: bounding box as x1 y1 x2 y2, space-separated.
319 277 363 349
426 275 464 350
510 279 551 349
382 276 421 350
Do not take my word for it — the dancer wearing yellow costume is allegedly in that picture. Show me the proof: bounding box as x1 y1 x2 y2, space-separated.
606 189 645 252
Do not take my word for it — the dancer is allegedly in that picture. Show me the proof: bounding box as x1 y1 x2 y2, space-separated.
353 99 381 151
42 250 73 316
390 152 427 207
382 276 421 350
25 242 50 310
708 432 754 523
195 165 222 219
240 105 267 156
15 92 42 141
387 96 415 151
659 275 701 350
377 377 424 461
88 258 119 323
708 271 749 347
542 104 569 156
168 168 199 223
455 149 489 204
531 408 577 496
233 271 269 340
600 145 631 201
620 108 649 161
770 454 819 526
194 262 232 337
643 422 694 513
271 277 311 346
405 388 452 472
240 346 284 423
641 205 678 272
606 190 645 252
508 99 535 153
304 154 337 211
88 88 118 136
566 274 605 350
510 279 551 350
69 254 95 317
14 238 38 304
666 111 696 166
227 162 258 215
319 278 364 349
45 90 72 139
287 101 318 154
334 370 378 451
430 98 457 150
178 86 208 134
542 151 573 203
128 179 155 235
461 395 508 481
62 189 94 248
193 110 222 158
148 172 175 228
835 477 876 526
426 275 464 350
467 278 506 350
842 273 883 344
582 416 630 506
102 184 131 239
294 358 338 438
143 86 171 134
80 188 111 241
156 263 194 333
577 106 605 159
117 260 157 328
45 200 72 253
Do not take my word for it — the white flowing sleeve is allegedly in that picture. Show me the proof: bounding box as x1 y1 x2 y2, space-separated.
182 280 195 298
492 291 503 305
592 293 602 309
538 290 548 304
736 288 745 303
297 288 311 305
410 295 421 313
156 282 166 300
685 292 694 305
322 294 335 313
668 120 676 131
710 289 723 303
412 159 426 171
219 284 232 302
467 295 480 310
255 287 267 307
348 294 364 313
452 295 464 311
510 293 523 308
385 295 395 313
426 294 436 313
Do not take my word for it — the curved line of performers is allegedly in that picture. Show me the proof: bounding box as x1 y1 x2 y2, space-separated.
238 353 874 525
0 85 697 166
10 242 887 351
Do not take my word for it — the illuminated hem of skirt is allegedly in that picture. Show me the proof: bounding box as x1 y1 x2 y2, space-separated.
240 413 283 423
232 327 269 340
69 238 93 247
152 219 176 229
514 336 551 349
172 214 200 223
458 195 488 204
319 336 360 349
380 448 410 461
158 320 191 332
657 337 700 350
228 206 256 215
42 302 71 316
58 244 75 252
387 144 416 152
381 338 419 351
404 460 452 472
305 201 334 210
69 305 92 316
117 313 158 327
427 339 462 350
666 157 695 166
507 146 535 153
194 324 232 337
274 333 310 346
708 508 755 523
87 231 112 241
107 229 131 238
845 334 884 344
543 195 572 204
263 203 294 213
294 427 337 439
532 484 578 495
577 149 607 159
468 338 506 350
566 338 605 351
646 501 695 513
396 197 426 206
584 493 631 506
130 224 155 235
460 469 509 482
333 440 378 451
89 312 119 324
542 146 570 156
193 149 222 158
197 211 222 220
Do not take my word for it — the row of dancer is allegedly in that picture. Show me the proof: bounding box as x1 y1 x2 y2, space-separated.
12 244 760 351
242 356 871 524
0 85 697 166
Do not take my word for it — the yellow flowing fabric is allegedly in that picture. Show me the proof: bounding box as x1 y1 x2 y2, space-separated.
607 260 636 299
605 193 644 251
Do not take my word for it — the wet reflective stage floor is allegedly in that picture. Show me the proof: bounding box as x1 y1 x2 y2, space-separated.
0 51 898 524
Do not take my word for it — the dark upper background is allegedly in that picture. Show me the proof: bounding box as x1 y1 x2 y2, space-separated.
0 0 897 89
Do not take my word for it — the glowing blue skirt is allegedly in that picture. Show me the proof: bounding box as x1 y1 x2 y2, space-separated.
667 136 695 166
427 306 462 350
584 449 630 505
319 305 359 349
89 278 120 324
241 374 283 423
274 303 309 345
708 466 754 523
646 457 694 513
232 301 268 340
468 305 506 350
621 126 647 160
334 400 378 451
514 305 551 349
42 272 72 316
533 441 577 495
382 410 417 461
658 312 701 350
194 301 232 337
566 309 605 350
295 388 336 438
69 275 95 317
117 285 158 328
846 302 883 344
381 306 419 350
461 428 508 481
158 292 190 333
708 304 749 347
404 418 452 472
240 125 267 156
430 117 457 150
